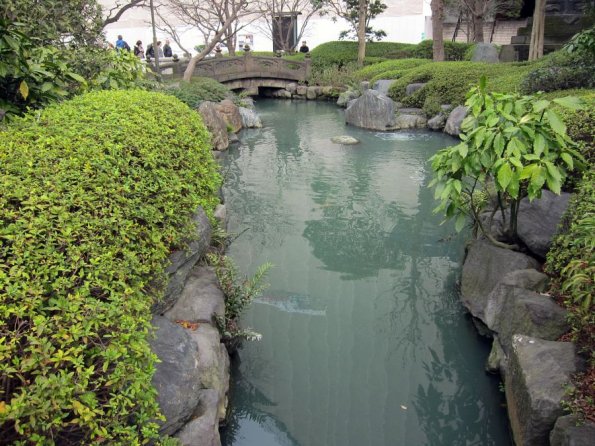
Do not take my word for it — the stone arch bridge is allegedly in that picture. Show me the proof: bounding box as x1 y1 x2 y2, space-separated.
156 54 311 94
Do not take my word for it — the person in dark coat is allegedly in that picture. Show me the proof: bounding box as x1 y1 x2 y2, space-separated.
299 41 309 53
163 39 173 57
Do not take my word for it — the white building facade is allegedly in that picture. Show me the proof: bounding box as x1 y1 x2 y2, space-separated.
100 1 432 55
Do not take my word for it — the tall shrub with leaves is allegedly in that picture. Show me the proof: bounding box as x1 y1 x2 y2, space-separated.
0 20 86 119
0 90 221 444
429 76 585 248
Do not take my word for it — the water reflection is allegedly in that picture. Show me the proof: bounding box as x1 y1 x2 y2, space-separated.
221 100 511 446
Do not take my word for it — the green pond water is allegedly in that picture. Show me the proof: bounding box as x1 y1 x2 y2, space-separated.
219 100 511 446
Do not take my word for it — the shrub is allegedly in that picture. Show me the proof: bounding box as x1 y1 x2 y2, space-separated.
388 61 534 110
165 77 231 108
307 62 358 87
409 39 472 61
520 51 595 94
353 58 430 81
0 90 221 444
429 77 585 247
309 41 418 70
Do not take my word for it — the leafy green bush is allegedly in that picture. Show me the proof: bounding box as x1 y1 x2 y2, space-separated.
353 58 430 81
387 61 534 112
520 51 595 94
0 19 85 119
165 77 231 108
429 77 584 247
0 90 221 444
409 39 473 61
309 41 417 70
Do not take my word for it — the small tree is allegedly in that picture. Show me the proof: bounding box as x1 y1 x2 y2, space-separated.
429 76 585 249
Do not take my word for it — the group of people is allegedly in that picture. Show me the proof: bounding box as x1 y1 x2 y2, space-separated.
115 35 173 59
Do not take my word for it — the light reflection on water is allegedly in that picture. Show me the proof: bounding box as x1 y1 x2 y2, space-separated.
220 100 511 446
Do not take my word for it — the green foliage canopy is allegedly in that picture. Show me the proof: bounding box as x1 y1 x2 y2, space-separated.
0 90 221 444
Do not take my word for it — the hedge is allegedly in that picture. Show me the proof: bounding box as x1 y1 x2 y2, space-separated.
309 40 473 71
353 58 431 81
165 76 231 108
0 90 221 444
387 61 535 115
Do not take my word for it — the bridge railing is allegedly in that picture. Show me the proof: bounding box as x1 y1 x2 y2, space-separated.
149 54 311 83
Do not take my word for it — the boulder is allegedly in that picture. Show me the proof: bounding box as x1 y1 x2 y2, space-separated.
274 89 292 99
550 415 595 446
239 107 262 128
189 324 230 420
321 86 335 97
175 389 221 446
296 85 307 96
516 190 572 259
483 269 550 325
153 208 212 315
391 112 427 130
444 105 468 136
331 135 360 145
150 316 202 436
214 99 242 133
198 102 229 151
373 80 393 96
345 89 396 131
486 335 507 374
286 83 297 94
164 266 225 324
487 287 568 355
405 83 426 96
506 336 585 446
460 239 540 318
337 90 360 108
306 86 318 100
471 43 500 63
427 113 447 131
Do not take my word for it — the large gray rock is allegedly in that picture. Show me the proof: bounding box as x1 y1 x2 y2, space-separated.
175 389 221 446
486 335 507 374
215 99 243 133
461 240 540 318
306 86 318 100
517 190 572 259
471 43 500 63
391 112 427 130
239 107 262 128
405 82 426 96
506 336 585 446
337 90 360 108
296 85 307 96
483 269 550 325
444 105 469 136
189 324 230 420
153 208 212 315
198 102 229 151
150 316 202 436
427 113 447 131
550 415 595 446
164 266 225 324
373 79 393 96
345 89 395 131
487 287 568 355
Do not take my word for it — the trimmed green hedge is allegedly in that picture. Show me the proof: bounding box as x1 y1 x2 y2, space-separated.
0 90 221 444
353 58 431 81
165 77 231 108
387 61 535 114
309 40 473 71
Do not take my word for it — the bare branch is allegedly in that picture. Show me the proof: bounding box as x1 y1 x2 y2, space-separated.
102 0 147 27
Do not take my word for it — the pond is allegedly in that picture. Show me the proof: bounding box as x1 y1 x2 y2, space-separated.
219 99 511 446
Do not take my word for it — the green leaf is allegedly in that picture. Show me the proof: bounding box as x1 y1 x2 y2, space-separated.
546 109 566 135
560 152 574 170
458 143 468 158
533 133 546 156
497 163 513 190
532 99 550 113
67 72 86 84
479 75 487 91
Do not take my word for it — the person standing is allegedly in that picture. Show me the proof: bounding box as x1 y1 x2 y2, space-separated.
134 40 145 59
299 41 309 53
116 35 130 51
163 39 173 57
146 41 164 58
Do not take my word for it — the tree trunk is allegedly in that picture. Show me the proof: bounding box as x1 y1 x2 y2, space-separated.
431 0 445 61
472 0 484 43
357 0 367 67
183 33 224 81
529 0 546 60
